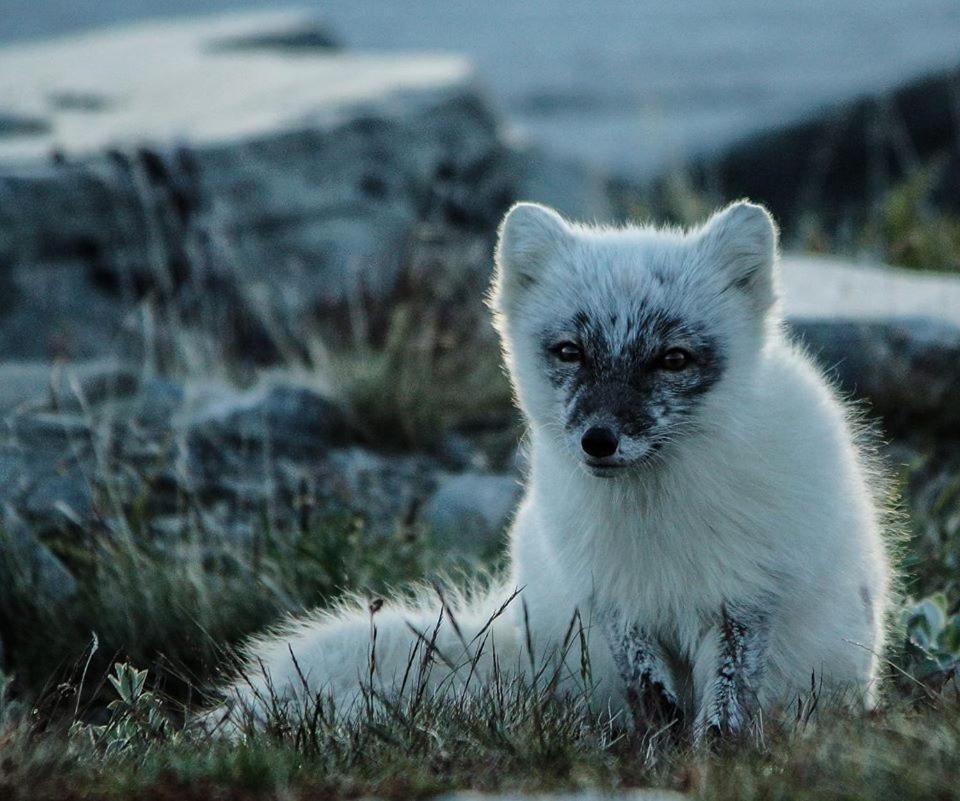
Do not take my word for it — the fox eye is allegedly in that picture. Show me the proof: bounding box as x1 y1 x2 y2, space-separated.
659 348 691 371
550 341 583 363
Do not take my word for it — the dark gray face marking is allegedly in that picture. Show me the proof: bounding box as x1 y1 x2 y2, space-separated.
540 305 726 446
601 609 682 729
694 603 769 741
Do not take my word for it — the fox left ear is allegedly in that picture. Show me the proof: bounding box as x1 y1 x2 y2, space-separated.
492 202 571 304
699 201 779 313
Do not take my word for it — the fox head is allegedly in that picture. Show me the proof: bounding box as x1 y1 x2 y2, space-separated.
490 200 779 477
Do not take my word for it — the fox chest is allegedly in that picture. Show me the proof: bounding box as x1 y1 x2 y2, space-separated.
524 503 770 655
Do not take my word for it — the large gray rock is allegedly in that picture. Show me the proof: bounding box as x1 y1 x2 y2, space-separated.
0 12 610 363
0 377 451 543
0 413 97 532
788 317 960 437
683 65 960 232
187 383 357 462
323 447 440 537
180 383 440 534
0 506 78 604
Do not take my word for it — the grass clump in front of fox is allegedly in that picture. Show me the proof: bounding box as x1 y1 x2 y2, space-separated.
0 463 958 801
2 644 960 801
0 440 958 800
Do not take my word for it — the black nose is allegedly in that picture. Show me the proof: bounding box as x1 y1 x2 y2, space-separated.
581 426 619 459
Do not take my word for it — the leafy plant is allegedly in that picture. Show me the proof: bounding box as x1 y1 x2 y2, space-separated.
71 663 171 757
901 593 960 685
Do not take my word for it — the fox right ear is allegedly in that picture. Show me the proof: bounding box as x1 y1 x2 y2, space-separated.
698 200 779 314
493 203 571 301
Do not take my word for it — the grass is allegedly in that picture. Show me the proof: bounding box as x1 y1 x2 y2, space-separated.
0 444 957 800
323 289 513 455
2 160 960 797
1 656 960 800
865 165 960 274
0 508 435 704
1 301 960 798
614 164 960 274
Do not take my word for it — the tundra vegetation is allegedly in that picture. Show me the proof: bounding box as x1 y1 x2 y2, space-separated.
0 209 959 801
1 22 960 796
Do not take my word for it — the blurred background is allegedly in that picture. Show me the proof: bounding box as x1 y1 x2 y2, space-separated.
1 0 959 720
5 1 960 178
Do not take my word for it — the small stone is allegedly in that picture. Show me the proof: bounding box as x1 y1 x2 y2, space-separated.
423 472 521 553
133 377 186 430
0 506 78 604
21 471 94 524
187 383 356 462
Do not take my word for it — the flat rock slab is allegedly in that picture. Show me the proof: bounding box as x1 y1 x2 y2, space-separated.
0 12 611 363
0 11 472 162
0 14 483 359
781 254 960 328
0 359 139 414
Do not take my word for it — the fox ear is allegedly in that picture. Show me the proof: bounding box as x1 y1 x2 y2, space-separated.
699 201 778 313
493 202 571 301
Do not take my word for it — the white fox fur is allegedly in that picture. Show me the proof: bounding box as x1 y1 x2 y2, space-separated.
219 201 892 734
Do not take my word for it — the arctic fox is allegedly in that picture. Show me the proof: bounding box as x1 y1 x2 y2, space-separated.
219 201 892 737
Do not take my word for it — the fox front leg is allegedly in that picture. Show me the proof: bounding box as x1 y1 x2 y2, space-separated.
602 612 681 729
693 604 769 742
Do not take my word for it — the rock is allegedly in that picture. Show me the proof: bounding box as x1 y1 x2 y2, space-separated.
0 255 133 360
134 380 444 538
788 317 960 437
424 472 521 553
0 12 475 163
20 472 93 525
684 66 960 231
0 12 610 363
0 414 97 528
186 383 357 463
511 145 612 221
131 377 185 431
0 372 452 546
322 447 439 537
775 254 960 436
208 20 341 53
0 362 55 414
0 13 487 361
0 506 78 604
436 432 486 472
780 254 960 329
0 111 48 137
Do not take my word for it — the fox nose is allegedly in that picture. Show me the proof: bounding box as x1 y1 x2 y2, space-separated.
581 426 619 459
